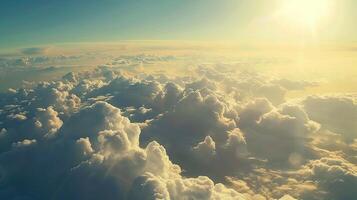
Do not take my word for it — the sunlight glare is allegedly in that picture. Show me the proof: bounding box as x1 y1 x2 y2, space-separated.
279 0 332 30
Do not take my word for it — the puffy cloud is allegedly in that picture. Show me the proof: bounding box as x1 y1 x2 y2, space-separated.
297 156 357 199
31 81 81 115
12 139 37 148
87 75 183 122
221 128 248 159
141 89 243 178
0 52 353 199
6 113 27 121
193 136 217 159
0 81 80 116
33 106 63 138
239 153 357 200
303 95 357 142
0 106 63 153
186 78 218 91
129 173 250 200
255 84 286 105
60 101 140 146
0 101 262 200
90 76 162 107
238 98 274 129
239 99 320 166
72 79 105 96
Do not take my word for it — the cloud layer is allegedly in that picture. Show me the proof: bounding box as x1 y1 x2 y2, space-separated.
0 52 356 200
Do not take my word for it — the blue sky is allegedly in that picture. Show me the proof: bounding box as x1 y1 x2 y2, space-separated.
0 0 356 49
0 0 247 48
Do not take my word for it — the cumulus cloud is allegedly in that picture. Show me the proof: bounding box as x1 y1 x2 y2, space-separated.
0 51 354 200
34 106 63 138
140 88 244 178
289 155 357 200
239 100 320 166
0 101 268 200
303 95 357 142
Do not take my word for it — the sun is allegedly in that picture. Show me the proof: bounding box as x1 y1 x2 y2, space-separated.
278 0 332 30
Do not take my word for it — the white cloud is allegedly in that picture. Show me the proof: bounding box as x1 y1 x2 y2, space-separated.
0 101 269 200
12 139 37 148
303 95 357 142
0 51 353 200
34 106 63 138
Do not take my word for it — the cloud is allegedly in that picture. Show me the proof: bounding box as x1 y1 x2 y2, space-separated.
296 156 357 199
255 84 286 105
1 51 354 199
303 95 357 142
272 79 319 90
239 100 320 166
192 136 216 160
87 75 183 122
20 47 48 55
33 106 63 138
0 101 274 200
12 139 37 148
141 88 243 178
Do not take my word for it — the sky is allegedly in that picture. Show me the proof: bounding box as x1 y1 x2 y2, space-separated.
1 0 357 49
1 1 357 200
